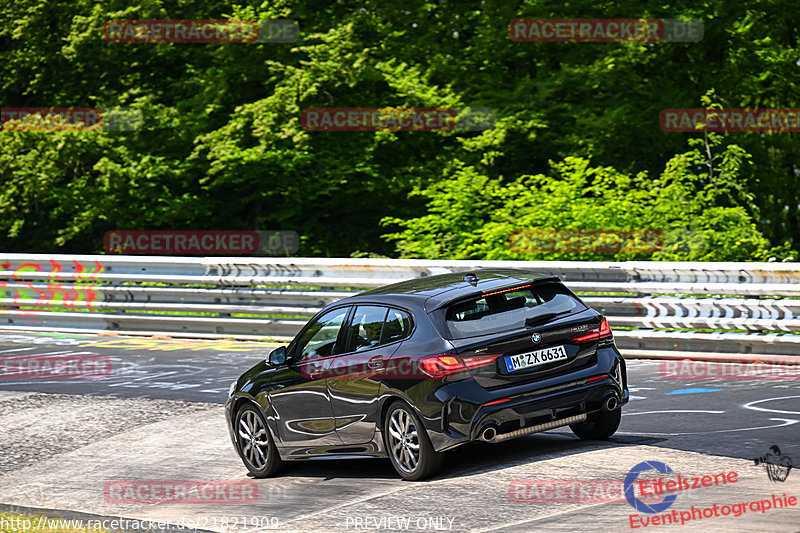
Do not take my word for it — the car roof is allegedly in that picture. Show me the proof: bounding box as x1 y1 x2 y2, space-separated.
339 268 560 312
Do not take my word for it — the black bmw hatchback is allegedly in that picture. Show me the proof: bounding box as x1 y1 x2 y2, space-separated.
226 269 628 480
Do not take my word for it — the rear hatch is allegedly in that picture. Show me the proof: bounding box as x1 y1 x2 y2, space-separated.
433 280 612 389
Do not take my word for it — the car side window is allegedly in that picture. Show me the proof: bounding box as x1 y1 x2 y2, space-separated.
344 306 389 353
382 308 412 344
295 307 349 359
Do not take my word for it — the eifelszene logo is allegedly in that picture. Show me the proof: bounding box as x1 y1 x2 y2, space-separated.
624 460 739 514
625 461 678 514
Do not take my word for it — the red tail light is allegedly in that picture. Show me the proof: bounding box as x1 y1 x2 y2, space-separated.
418 353 500 378
485 398 511 406
459 353 502 370
572 318 613 343
419 354 465 378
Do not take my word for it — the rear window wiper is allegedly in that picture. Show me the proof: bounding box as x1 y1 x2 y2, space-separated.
525 310 571 328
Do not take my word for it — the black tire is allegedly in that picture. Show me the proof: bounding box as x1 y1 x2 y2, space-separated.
384 402 443 481
569 407 622 440
234 404 283 477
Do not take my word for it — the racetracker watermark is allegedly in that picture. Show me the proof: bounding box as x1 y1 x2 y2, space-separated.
660 360 800 380
510 468 739 506
300 107 495 132
103 480 258 504
1 107 142 131
0 516 281 533
0 355 111 380
103 230 300 255
103 19 299 43
661 108 800 132
509 479 627 503
509 229 663 254
300 357 434 381
509 18 703 42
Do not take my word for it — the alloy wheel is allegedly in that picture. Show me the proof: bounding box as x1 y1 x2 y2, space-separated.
387 408 420 473
238 409 271 469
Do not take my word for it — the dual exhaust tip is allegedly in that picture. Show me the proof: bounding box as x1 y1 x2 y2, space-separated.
603 394 618 412
481 426 497 442
479 393 618 443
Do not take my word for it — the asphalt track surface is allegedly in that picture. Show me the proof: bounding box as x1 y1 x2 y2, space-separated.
0 330 798 532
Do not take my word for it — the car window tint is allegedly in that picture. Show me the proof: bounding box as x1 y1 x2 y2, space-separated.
345 306 388 353
382 309 412 344
445 282 586 338
296 307 349 359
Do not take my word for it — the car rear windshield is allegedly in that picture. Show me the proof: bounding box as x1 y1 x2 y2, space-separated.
444 282 587 339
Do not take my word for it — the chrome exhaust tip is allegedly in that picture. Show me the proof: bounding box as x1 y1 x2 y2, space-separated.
604 395 618 411
480 426 497 442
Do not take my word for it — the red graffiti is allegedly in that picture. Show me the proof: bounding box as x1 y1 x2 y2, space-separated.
3 260 104 312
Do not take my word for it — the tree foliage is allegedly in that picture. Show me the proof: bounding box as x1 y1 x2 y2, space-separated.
1 1 798 260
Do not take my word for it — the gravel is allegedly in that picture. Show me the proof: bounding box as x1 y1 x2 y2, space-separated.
0 391 215 473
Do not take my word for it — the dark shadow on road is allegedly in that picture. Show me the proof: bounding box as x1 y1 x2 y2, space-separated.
261 432 669 482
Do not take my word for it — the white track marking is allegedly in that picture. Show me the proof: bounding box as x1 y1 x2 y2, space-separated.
742 395 800 415
623 410 725 416
617 418 798 436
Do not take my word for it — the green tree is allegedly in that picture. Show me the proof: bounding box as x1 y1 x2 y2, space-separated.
382 135 778 261
1 0 798 258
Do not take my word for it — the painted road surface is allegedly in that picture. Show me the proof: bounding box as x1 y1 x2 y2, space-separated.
0 330 798 532
0 331 270 402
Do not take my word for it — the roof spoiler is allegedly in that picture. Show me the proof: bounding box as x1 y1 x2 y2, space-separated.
429 275 562 312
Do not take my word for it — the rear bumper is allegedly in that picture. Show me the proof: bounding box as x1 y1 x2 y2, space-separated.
427 344 627 452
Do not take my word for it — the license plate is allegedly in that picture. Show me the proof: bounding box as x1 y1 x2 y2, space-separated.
505 345 568 372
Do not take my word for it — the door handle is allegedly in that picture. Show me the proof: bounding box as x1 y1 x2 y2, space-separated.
309 364 325 379
367 356 384 370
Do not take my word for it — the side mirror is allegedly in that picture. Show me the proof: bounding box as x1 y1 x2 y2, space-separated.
268 346 287 366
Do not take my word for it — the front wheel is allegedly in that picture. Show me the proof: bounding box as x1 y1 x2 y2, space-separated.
384 402 442 481
235 404 283 477
569 407 622 440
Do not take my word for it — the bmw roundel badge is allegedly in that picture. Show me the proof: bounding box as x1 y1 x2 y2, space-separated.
532 333 541 343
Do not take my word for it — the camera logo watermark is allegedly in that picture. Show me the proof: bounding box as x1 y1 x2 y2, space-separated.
1 108 142 131
300 107 495 132
104 230 300 255
103 480 258 504
509 18 703 42
754 445 793 482
0 355 111 380
103 19 299 43
661 108 800 132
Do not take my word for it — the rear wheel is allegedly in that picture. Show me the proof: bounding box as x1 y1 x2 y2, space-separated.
569 407 621 440
384 402 442 481
235 404 283 477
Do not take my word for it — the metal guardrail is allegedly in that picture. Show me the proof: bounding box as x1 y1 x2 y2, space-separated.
1 254 799 356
